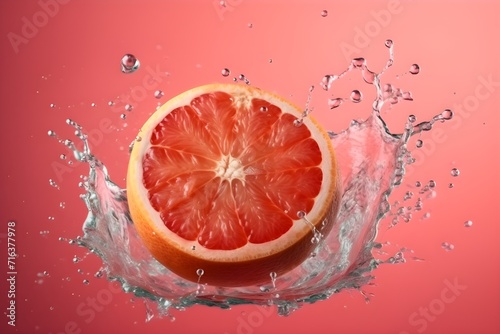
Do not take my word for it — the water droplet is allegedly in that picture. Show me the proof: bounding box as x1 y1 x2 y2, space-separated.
83 279 90 285
121 54 140 74
50 103 56 108
49 306 54 311
49 179 59 189
408 115 416 123
464 220 473 227
448 183 454 188
293 118 303 127
196 268 204 277
191 245 196 250
321 9 328 17
59 201 66 209
90 102 96 107
350 90 362 103
440 109 453 120
428 180 436 188
120 114 126 120
238 74 245 81
268 58 273 63
59 154 66 160
385 39 393 48
320 74 337 90
94 270 104 278
441 242 454 251
296 210 306 219
48 216 55 221
416 139 423 148
247 23 253 28
108 101 114 106
260 106 268 112
221 68 230 77
409 64 420 75
219 0 226 7
352 58 366 68
328 98 343 109
270 272 277 288
72 256 80 263
450 168 460 177
124 104 133 112
154 90 164 99
47 130 57 137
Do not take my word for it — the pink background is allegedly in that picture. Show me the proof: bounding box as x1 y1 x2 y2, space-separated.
1 0 499 333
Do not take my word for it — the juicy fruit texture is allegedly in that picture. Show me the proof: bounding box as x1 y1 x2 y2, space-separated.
127 84 341 286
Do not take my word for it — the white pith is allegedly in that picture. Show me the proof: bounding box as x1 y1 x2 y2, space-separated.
130 84 336 262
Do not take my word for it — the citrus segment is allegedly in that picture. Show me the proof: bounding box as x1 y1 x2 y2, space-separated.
127 83 341 286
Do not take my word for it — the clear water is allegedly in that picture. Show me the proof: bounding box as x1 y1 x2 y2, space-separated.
51 41 452 317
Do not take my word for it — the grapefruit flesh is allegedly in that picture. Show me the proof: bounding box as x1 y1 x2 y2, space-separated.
127 84 341 287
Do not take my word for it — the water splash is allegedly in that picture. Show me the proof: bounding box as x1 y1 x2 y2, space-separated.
52 41 453 317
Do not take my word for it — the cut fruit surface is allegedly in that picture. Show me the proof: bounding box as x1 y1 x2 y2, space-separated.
127 83 341 286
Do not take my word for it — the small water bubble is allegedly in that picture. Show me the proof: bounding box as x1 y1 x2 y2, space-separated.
196 268 204 277
428 180 436 188
83 279 90 285
48 216 55 221
408 115 417 123
450 168 460 177
328 98 343 109
385 39 393 48
321 9 328 17
247 23 253 28
296 210 306 219
94 270 104 278
72 256 80 263
221 68 230 77
464 220 473 227
120 114 127 120
90 102 96 107
59 154 66 160
59 201 66 209
47 130 57 137
352 58 366 68
350 90 362 103
238 74 245 81
402 91 413 101
154 90 164 99
121 54 140 74
293 118 303 127
260 106 268 112
415 181 421 187
268 58 273 63
219 0 226 7
108 101 114 106
441 242 454 251
416 139 423 148
448 183 454 188
124 104 133 111
191 245 196 250
49 179 59 189
49 306 54 311
409 64 420 75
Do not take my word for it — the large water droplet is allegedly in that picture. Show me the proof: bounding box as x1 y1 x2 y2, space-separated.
350 90 362 103
221 68 230 77
121 54 140 74
440 109 453 120
409 64 420 75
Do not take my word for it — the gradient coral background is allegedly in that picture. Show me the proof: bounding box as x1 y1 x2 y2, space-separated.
1 0 499 333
